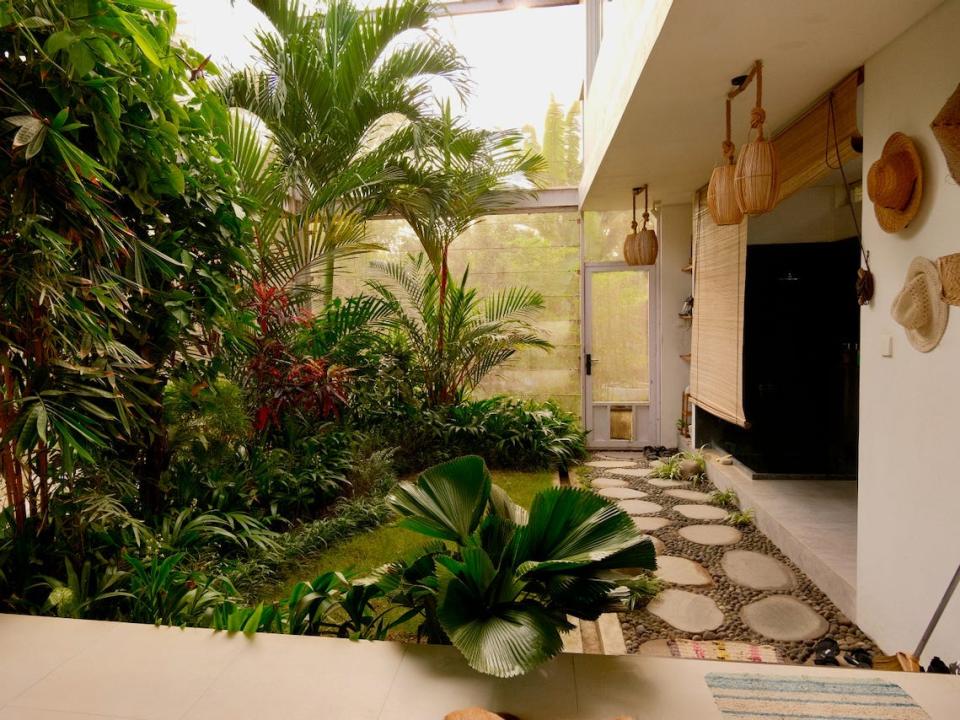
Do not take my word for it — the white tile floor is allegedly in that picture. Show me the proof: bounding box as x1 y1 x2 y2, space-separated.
703 449 859 621
2 614 958 719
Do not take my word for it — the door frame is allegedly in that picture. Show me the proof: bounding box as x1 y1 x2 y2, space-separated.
582 261 661 449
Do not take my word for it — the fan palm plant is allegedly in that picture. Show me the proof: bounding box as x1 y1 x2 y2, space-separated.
385 455 658 676
219 0 468 303
366 254 551 406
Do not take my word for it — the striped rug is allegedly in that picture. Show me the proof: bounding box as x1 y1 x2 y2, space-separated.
705 673 931 719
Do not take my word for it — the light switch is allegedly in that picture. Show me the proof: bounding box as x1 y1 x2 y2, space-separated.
880 334 893 357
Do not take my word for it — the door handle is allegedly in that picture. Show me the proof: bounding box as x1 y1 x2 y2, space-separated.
585 353 592 375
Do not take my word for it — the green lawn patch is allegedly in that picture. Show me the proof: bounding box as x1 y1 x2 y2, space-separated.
268 468 555 602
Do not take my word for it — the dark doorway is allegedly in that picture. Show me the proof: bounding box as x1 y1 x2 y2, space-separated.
697 237 860 477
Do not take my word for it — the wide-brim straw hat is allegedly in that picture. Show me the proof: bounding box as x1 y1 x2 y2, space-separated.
867 133 923 233
891 257 948 353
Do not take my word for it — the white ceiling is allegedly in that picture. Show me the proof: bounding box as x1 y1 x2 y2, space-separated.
580 0 944 210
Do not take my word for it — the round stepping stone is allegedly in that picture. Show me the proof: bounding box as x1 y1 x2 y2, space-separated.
666 488 713 502
647 478 689 488
650 460 665 469
674 504 729 521
598 487 647 500
586 460 637 469
591 477 628 489
678 524 742 546
618 499 663 515
654 556 713 586
608 467 654 478
647 589 724 632
637 639 673 657
740 596 828 641
632 516 672 532
722 550 795 591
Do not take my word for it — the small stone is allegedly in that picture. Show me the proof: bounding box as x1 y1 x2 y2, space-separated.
674 504 729 521
618 499 663 515
592 477 629 489
654 556 713 586
740 596 829 642
647 589 724 633
666 489 713 502
721 550 795 591
678 524 742 546
598 487 647 500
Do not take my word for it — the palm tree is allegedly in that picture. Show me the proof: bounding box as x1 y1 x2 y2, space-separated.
219 0 468 303
367 254 551 406
383 102 547 366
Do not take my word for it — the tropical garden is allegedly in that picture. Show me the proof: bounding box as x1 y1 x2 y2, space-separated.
0 0 657 677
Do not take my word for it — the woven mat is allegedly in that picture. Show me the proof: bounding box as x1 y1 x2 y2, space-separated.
705 673 931 719
668 639 783 664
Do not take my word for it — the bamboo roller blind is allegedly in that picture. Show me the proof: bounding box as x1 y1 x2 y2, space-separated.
690 187 748 428
689 70 860 428
774 69 861 202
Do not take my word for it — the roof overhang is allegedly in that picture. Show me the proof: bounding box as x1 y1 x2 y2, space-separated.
579 0 943 210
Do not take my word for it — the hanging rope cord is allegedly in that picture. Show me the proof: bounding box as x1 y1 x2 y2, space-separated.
825 92 870 273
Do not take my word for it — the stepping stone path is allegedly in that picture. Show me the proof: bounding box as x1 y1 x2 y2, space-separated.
633 516 673 532
678 524 742 546
618 499 663 516
647 589 724 633
586 460 638 469
647 478 689 488
722 550 795 591
598 487 647 500
592 477 628 489
608 467 654 478
740 596 828 642
674 504 729 521
654 556 713 586
665 488 713 502
580 452 870 664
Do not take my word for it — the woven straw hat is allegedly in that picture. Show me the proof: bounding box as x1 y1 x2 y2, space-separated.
937 253 960 306
867 133 923 233
891 257 948 353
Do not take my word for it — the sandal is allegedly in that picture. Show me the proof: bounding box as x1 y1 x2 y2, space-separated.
814 638 841 666
844 648 873 668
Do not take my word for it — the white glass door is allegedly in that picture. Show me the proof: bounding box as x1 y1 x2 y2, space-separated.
584 264 659 448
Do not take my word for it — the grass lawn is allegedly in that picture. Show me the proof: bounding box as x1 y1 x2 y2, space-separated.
268 468 555 603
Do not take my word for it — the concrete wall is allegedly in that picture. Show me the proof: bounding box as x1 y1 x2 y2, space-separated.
858 0 960 663
657 203 693 445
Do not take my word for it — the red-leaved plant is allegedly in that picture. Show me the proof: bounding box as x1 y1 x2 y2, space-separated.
247 283 350 432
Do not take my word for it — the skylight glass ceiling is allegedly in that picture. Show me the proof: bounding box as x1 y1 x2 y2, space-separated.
173 0 584 187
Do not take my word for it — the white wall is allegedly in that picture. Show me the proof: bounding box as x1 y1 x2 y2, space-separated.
658 203 693 445
858 0 960 663
748 184 860 246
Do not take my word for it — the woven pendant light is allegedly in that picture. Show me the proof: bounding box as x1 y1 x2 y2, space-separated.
707 97 744 225
624 185 658 265
735 61 780 215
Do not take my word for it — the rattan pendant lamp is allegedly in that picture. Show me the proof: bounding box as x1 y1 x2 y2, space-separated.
734 60 780 215
624 185 658 265
707 97 744 225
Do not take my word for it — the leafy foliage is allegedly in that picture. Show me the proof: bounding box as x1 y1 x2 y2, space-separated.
367 254 551 407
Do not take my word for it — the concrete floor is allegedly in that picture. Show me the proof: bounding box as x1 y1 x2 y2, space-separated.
702 448 859 622
2 614 958 720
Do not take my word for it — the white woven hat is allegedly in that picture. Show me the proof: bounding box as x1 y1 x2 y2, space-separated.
891 257 949 352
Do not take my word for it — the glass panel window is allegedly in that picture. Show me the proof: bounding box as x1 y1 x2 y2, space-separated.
589 269 650 403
